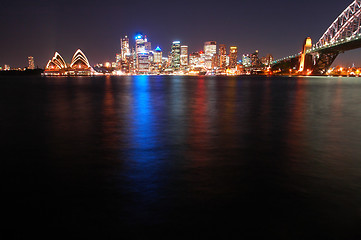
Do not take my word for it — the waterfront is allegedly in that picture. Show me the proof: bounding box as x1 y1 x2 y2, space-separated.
2 75 361 239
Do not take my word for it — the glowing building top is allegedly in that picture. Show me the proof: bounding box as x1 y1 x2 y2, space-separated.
204 41 217 56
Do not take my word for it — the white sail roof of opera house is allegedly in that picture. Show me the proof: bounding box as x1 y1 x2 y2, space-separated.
46 52 67 69
70 49 90 68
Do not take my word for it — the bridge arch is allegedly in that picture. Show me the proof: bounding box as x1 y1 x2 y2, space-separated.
316 0 361 47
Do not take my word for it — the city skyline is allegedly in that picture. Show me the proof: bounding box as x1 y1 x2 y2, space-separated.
1 0 360 67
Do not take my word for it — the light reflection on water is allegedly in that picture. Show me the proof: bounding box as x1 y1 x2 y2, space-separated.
1 75 361 238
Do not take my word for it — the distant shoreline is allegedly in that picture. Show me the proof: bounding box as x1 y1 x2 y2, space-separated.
0 69 43 76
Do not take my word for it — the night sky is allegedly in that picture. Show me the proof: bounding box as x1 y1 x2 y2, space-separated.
1 0 360 67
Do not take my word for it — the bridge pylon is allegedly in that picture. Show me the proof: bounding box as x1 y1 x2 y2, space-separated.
298 37 313 74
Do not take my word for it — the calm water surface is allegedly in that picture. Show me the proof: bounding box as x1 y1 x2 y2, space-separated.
2 75 361 239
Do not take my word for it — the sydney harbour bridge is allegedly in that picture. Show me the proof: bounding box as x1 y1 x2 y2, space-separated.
272 0 361 75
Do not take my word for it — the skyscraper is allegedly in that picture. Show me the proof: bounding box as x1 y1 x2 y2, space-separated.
28 56 35 69
229 46 238 68
204 41 217 56
135 33 150 73
219 44 227 68
180 45 188 67
242 54 251 67
265 54 274 66
171 41 181 70
116 53 122 67
154 46 162 63
137 53 150 74
189 51 205 69
204 41 217 69
135 34 146 55
144 41 152 52
121 36 130 61
250 50 262 68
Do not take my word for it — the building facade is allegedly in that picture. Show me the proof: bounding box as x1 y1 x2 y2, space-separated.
28 56 35 69
154 46 162 63
204 41 217 70
135 34 150 73
121 36 130 61
180 45 188 67
219 44 227 68
229 46 238 68
171 41 181 70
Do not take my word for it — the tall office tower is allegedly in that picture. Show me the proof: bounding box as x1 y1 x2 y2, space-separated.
28 56 35 69
212 54 219 69
265 54 274 66
189 52 206 69
242 54 251 67
189 52 200 69
204 41 217 56
148 51 154 64
154 46 162 63
137 53 150 73
229 46 238 68
116 53 122 66
131 48 136 72
219 44 227 68
180 45 188 67
144 41 152 52
121 36 130 61
120 36 131 71
250 50 262 67
126 54 135 73
204 41 217 69
135 34 146 55
171 41 181 70
135 33 150 73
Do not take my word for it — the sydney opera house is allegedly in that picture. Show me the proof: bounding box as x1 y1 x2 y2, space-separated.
44 49 93 75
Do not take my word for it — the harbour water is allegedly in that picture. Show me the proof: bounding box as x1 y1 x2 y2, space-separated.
2 75 361 239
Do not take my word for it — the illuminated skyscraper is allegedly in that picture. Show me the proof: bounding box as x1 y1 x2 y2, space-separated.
229 46 238 68
135 34 146 55
204 41 217 56
28 56 35 69
189 52 199 68
250 50 262 67
135 33 150 73
116 53 122 67
204 41 216 70
171 41 181 70
189 51 205 69
137 53 150 74
121 36 130 61
154 46 162 63
242 54 251 67
265 54 274 66
180 45 188 67
219 44 227 68
145 41 152 52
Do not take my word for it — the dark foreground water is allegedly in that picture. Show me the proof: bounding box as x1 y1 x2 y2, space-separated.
2 75 361 239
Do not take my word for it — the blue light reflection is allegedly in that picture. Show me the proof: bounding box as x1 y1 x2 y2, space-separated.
124 76 168 224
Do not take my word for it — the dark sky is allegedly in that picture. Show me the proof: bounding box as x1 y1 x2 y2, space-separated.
0 0 360 67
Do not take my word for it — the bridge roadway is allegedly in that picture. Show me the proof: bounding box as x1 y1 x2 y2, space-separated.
271 33 361 74
273 33 361 65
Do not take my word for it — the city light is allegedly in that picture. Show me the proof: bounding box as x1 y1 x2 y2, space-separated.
2 0 360 77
